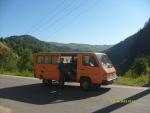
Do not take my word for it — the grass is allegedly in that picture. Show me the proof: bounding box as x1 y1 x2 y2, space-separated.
0 70 33 77
115 75 150 86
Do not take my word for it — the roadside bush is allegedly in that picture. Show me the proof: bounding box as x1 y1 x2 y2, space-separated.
124 69 138 78
132 56 148 75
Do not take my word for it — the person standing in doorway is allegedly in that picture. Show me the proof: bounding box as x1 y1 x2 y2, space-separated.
58 58 66 87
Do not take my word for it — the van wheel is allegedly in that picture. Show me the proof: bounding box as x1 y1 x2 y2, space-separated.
42 79 52 86
80 78 91 90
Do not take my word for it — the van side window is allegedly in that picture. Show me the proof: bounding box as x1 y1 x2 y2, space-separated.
44 55 59 64
37 56 43 64
83 56 97 67
45 56 51 64
51 56 59 64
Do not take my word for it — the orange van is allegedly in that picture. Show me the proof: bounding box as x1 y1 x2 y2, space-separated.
34 52 117 90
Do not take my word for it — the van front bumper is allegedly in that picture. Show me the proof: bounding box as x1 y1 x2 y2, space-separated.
102 80 114 85
102 73 117 85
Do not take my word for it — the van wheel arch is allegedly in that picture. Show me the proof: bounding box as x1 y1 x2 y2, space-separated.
80 76 92 90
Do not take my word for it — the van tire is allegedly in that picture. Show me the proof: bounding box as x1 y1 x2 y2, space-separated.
80 78 91 90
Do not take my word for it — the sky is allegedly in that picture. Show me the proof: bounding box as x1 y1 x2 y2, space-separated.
0 0 150 45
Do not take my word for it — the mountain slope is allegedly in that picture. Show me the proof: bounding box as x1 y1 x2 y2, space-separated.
49 42 112 52
4 35 62 52
3 35 112 52
107 18 150 74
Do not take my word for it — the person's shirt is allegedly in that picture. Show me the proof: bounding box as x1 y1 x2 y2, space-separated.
58 62 65 72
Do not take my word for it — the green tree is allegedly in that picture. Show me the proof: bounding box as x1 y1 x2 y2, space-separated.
18 48 33 72
0 50 17 72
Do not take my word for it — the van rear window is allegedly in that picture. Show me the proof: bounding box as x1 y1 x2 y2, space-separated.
45 56 51 64
45 55 59 64
51 56 59 64
37 56 43 64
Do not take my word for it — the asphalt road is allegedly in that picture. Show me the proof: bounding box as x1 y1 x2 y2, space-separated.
0 75 150 113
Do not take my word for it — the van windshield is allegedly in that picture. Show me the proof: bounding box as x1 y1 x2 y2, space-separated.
96 54 113 68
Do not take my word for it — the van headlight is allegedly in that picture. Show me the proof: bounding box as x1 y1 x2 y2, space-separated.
107 73 117 81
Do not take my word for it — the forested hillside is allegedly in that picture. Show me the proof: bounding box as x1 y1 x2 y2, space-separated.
49 42 112 52
1 35 112 53
107 18 150 75
0 35 111 75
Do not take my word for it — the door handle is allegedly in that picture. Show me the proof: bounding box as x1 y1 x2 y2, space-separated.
80 69 84 70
